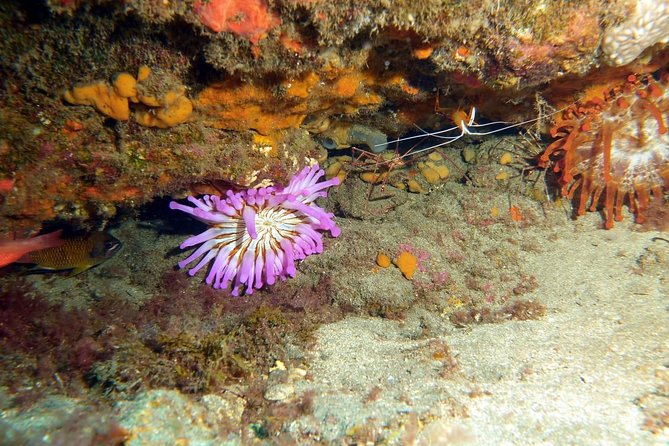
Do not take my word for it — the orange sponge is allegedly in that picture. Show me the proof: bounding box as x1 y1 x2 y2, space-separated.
376 252 391 268
394 251 418 280
135 89 193 128
65 68 192 128
112 72 138 99
64 81 130 121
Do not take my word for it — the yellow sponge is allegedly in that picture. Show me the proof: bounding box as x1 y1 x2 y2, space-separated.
112 72 137 99
63 81 130 121
134 89 193 128
64 68 192 128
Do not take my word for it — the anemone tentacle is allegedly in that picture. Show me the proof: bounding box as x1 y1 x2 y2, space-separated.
170 165 340 295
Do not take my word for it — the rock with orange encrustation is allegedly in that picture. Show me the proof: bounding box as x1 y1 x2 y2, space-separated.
394 251 418 280
376 252 391 268
64 66 193 128
407 179 427 194
63 80 131 121
136 65 151 82
134 88 193 129
412 44 435 60
194 68 384 136
193 0 281 45
417 153 450 185
112 72 138 99
132 66 194 128
195 79 305 135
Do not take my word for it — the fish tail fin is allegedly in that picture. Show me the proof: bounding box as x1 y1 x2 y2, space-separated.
15 230 65 263
32 229 65 250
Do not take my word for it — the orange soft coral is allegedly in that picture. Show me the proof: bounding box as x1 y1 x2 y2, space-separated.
540 73 669 229
193 0 281 45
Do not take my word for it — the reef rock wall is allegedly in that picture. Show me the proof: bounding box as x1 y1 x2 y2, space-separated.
0 0 667 231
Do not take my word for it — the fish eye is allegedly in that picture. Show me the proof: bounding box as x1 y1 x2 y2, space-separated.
105 241 120 252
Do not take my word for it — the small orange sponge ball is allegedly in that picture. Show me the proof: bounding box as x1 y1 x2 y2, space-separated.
376 252 391 268
394 251 418 280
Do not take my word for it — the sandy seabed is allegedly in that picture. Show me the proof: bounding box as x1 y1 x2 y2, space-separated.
305 220 669 444
1 170 668 445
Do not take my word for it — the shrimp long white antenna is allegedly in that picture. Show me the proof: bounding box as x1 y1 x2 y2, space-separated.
375 104 571 157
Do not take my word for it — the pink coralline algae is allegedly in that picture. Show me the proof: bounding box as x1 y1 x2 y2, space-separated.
193 0 281 45
170 165 341 296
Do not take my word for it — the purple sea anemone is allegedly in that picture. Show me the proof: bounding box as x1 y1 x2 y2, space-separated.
169 165 341 295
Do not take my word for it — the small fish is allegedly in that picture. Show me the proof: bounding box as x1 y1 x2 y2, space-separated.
0 230 64 268
20 231 122 276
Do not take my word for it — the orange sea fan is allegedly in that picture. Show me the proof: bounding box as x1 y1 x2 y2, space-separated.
540 73 669 229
